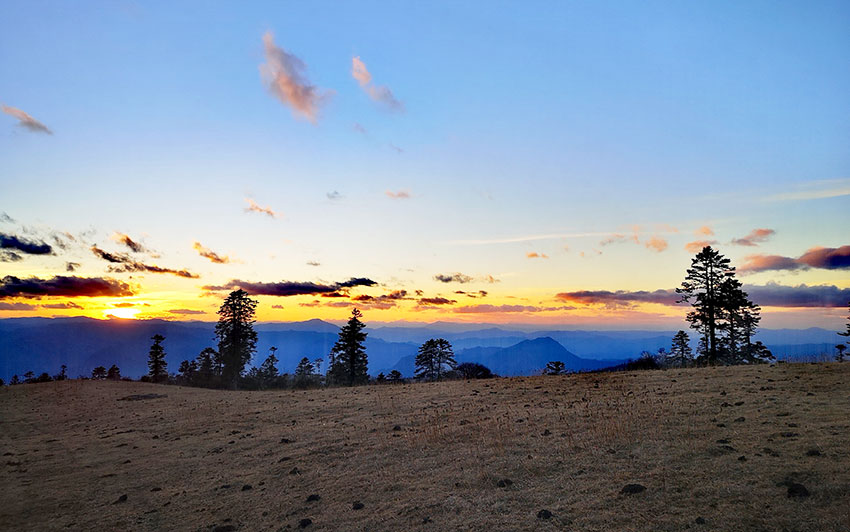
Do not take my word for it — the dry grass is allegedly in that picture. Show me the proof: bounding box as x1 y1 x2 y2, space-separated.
1 363 849 531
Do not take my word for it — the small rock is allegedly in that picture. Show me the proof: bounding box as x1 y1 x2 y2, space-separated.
306 494 320 502
621 483 646 495
241 484 252 491
806 449 821 456
787 483 810 498
289 467 301 475
734 417 745 423
114 494 128 504
542 429 551 436
280 438 293 444
695 517 706 525
150 487 161 492
352 502 364 510
536 509 553 519
298 518 312 528
496 479 513 488
738 456 747 462
392 425 402 431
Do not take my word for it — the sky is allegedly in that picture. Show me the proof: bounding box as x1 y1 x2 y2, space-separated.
1 0 848 329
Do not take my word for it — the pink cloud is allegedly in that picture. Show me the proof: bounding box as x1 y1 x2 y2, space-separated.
644 236 668 252
685 239 718 253
260 32 329 122
351 56 404 111
731 228 775 247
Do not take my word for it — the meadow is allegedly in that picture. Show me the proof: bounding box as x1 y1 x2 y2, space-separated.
2 363 848 531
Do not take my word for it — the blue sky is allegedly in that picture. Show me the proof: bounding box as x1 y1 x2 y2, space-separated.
1 1 848 326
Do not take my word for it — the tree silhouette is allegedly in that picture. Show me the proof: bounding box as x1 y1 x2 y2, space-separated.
91 366 107 380
677 246 734 364
0 378 4 386
328 308 369 386
544 361 566 375
415 338 456 381
107 364 121 380
375 372 387 383
215 289 258 389
195 347 217 387
836 344 847 362
387 369 403 383
456 362 493 379
669 330 693 367
259 348 281 389
23 370 35 383
9 375 20 385
54 364 68 381
177 360 197 385
839 302 850 342
147 334 168 383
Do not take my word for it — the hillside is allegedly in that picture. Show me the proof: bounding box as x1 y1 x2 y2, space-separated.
2 363 848 531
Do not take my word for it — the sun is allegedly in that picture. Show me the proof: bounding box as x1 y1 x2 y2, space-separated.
105 307 140 320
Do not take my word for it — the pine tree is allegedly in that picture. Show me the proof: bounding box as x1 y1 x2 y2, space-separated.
387 370 403 383
215 289 258 389
669 330 693 367
375 372 387 383
839 302 850 341
23 370 35 383
676 246 735 364
544 361 566 375
91 366 106 380
195 347 217 387
328 309 369 386
107 364 121 380
54 364 68 381
836 344 847 362
415 338 456 381
259 348 280 389
10 375 21 385
147 334 168 383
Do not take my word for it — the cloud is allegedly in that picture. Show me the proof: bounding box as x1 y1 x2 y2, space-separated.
91 246 199 278
110 232 148 253
351 56 404 111
0 212 15 224
326 190 343 201
0 301 36 311
350 289 410 309
306 261 321 267
168 309 206 315
0 275 135 299
696 226 714 236
244 198 279 218
271 304 285 309
193 241 230 264
685 240 718 253
739 245 850 274
731 228 775 247
763 178 850 202
0 233 53 255
260 31 329 122
745 283 850 308
434 273 474 284
0 251 22 262
1 105 52 134
527 252 549 259
41 301 83 309
389 143 404 154
203 277 376 297
556 289 680 308
65 262 81 272
385 190 410 199
599 233 628 246
353 123 367 135
453 304 569 314
644 236 668 252
418 297 456 306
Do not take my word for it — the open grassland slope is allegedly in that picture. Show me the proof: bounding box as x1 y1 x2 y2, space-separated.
1 364 849 531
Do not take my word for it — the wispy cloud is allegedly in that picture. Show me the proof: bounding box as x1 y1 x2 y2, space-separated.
203 277 376 297
168 308 205 315
385 190 410 199
434 273 474 284
306 260 321 267
527 252 549 259
244 198 279 218
644 236 668 252
91 246 199 278
1 105 52 134
65 262 80 272
193 241 230 264
0 275 135 299
418 297 456 306
260 31 329 122
389 143 404 154
696 226 714 236
110 232 148 253
326 190 343 201
351 56 404 111
0 233 53 256
353 123 367 135
763 178 850 202
556 289 680 308
731 228 775 247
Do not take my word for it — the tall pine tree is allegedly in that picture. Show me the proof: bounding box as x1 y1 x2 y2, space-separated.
415 338 456 381
147 334 168 383
328 308 368 386
669 330 693 367
215 289 258 389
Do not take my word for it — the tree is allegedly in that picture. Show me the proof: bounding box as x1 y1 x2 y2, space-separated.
839 302 850 342
91 366 107 380
195 347 217 387
328 308 369 386
669 330 693 367
54 364 68 381
23 370 35 383
147 334 168 383
544 361 566 375
36 372 52 383
259 349 281 389
456 362 494 379
387 370 404 383
215 289 258 389
177 360 197 385
676 246 735 365
415 338 456 381
836 344 847 363
375 372 386 383
9 375 20 385
294 357 316 388
0 378 4 386
107 364 121 380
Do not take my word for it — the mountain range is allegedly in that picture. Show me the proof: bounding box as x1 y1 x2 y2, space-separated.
0 317 842 381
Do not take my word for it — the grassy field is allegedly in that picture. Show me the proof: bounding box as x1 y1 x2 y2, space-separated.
2 363 849 531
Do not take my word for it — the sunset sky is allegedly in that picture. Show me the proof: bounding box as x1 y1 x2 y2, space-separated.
1 1 848 328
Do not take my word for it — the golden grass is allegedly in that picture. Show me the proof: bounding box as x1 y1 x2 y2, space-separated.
1 363 849 531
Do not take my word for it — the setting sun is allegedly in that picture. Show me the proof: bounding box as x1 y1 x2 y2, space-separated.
105 308 140 320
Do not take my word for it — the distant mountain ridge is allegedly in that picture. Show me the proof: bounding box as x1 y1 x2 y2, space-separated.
0 317 841 381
